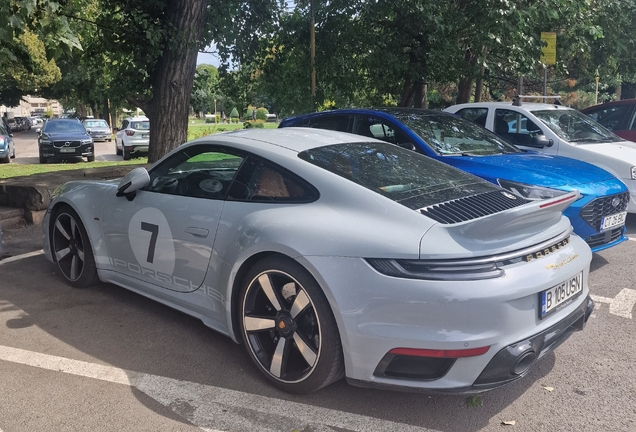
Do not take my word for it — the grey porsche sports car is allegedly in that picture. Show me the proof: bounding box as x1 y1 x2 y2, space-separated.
43 128 594 394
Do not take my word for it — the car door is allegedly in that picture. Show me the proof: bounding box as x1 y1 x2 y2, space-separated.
101 144 245 292
116 120 128 149
494 108 559 154
351 115 418 151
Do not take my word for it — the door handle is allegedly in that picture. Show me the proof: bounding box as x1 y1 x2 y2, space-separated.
185 227 209 238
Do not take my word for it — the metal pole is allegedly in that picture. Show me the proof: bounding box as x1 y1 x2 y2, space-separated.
595 76 600 105
543 66 547 96
310 0 316 110
517 74 524 96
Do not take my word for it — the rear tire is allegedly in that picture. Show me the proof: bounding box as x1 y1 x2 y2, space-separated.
1 155 9 163
116 140 122 156
123 145 131 160
238 255 344 394
51 205 99 288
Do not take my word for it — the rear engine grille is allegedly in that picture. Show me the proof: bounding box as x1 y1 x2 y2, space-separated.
53 140 81 148
585 227 624 248
580 192 629 230
420 190 529 224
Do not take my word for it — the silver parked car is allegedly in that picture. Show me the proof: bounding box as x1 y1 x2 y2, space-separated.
42 129 593 394
83 119 112 142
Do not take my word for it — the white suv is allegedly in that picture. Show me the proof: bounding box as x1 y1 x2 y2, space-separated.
445 101 636 213
115 116 149 160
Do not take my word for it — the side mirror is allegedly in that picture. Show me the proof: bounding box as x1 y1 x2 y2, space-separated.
113 127 119 132
529 135 554 148
86 129 92 133
116 167 150 199
36 128 41 135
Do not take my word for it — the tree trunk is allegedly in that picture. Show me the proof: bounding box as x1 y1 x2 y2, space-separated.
145 0 208 163
413 79 426 108
456 49 478 104
102 99 111 125
616 84 622 100
474 47 488 102
398 75 413 107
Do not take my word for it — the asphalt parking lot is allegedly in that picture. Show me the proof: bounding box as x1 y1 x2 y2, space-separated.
1 131 636 431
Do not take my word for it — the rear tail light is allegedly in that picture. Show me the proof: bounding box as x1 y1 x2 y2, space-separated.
0 137 4 145
389 346 490 358
125 130 135 136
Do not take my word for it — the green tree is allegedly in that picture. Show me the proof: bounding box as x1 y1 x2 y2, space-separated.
191 64 223 116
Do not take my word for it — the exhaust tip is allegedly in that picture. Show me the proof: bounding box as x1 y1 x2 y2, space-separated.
512 350 536 375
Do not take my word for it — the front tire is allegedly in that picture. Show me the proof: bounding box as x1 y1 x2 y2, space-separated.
116 140 122 156
86 155 95 162
122 145 131 160
39 153 47 164
51 205 99 288
239 256 344 394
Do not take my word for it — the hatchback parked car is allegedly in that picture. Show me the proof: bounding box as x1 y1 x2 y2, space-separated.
43 128 593 393
37 118 94 163
445 102 636 214
581 100 636 142
83 119 112 142
280 108 630 252
0 123 16 163
115 116 149 160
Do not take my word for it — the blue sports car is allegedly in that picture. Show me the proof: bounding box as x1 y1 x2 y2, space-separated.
280 108 630 252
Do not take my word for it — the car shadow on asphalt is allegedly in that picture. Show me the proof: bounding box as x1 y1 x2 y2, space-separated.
0 249 557 432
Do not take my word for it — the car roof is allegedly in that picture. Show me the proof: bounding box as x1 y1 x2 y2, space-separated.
186 127 372 154
282 107 444 123
581 99 636 112
45 118 82 122
451 102 573 112
125 116 149 122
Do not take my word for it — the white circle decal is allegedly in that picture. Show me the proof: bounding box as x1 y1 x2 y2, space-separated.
128 207 176 276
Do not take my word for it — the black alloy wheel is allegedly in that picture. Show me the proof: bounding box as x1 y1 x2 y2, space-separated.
51 205 99 288
239 256 344 394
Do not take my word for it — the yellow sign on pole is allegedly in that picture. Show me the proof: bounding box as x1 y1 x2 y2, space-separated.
541 32 556 65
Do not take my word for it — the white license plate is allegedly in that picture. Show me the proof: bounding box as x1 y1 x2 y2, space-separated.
141 134 149 138
540 272 583 319
601 211 627 230
59 148 76 153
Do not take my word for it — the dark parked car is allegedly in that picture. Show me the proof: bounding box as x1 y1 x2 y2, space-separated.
37 118 95 163
0 123 16 163
581 100 636 142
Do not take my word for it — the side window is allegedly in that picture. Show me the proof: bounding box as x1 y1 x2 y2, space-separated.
585 105 634 131
456 108 489 127
494 109 543 146
146 145 244 199
352 116 416 150
228 157 318 203
121 120 129 130
309 115 351 132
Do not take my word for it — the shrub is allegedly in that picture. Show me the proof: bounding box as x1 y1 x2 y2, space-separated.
245 107 254 119
255 107 269 121
244 120 265 129
229 107 239 123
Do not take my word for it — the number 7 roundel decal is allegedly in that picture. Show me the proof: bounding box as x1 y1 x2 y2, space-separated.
128 207 176 276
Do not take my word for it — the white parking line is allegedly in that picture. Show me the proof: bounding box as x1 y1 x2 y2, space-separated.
591 288 636 319
0 250 44 265
0 345 433 432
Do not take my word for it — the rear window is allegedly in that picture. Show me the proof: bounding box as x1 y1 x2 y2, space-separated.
131 121 150 130
85 120 109 128
298 142 499 209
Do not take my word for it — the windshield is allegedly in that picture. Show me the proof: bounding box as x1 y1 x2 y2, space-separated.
389 111 521 156
43 121 86 134
298 142 499 210
531 109 622 143
84 120 109 128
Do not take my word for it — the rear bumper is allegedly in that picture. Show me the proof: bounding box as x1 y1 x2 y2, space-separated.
347 295 594 394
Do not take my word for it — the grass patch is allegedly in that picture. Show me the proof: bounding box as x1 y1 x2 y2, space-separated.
0 158 147 179
187 122 278 140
